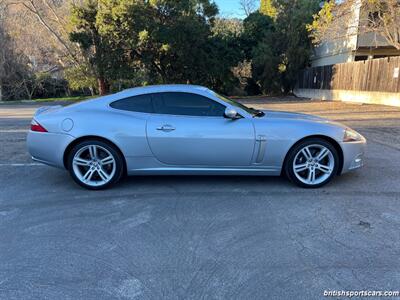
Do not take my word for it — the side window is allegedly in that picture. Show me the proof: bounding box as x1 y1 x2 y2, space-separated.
152 92 225 117
110 94 153 113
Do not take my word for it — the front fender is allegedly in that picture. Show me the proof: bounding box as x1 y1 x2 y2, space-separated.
254 118 346 170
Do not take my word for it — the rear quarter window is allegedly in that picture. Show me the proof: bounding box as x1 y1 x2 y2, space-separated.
110 94 153 113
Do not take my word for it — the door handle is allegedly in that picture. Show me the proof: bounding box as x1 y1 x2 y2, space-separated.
156 125 176 132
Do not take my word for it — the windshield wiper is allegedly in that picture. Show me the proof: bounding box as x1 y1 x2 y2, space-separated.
247 107 264 117
253 110 265 117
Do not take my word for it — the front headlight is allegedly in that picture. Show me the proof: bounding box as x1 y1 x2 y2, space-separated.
343 128 363 142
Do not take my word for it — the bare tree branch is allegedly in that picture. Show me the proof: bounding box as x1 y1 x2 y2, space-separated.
239 0 256 17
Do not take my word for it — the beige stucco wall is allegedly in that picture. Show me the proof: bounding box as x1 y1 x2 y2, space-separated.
311 51 355 67
294 88 400 107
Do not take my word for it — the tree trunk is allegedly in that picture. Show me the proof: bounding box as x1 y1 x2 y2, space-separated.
23 80 32 100
118 80 122 91
0 81 2 101
97 77 108 96
65 86 71 97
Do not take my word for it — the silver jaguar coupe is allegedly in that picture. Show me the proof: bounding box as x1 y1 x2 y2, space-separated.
27 85 366 190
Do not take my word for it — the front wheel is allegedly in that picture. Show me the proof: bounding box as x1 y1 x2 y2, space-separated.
67 140 124 190
285 138 339 188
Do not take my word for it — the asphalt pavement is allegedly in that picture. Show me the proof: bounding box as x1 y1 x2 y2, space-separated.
1 98 400 299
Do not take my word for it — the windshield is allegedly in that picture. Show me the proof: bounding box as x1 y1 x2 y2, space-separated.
213 92 265 117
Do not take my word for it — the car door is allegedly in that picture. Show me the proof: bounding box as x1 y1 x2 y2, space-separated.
146 92 255 167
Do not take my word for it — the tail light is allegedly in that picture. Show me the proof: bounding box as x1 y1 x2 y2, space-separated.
30 119 48 132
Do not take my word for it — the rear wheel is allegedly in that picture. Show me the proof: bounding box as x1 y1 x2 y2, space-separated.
285 138 339 188
67 140 124 190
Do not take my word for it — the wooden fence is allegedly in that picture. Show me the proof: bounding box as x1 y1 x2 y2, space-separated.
298 56 400 93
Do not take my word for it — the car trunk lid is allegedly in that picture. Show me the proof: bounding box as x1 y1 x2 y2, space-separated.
34 105 63 117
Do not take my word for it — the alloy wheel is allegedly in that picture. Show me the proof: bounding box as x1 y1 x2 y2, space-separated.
72 144 116 187
292 144 335 186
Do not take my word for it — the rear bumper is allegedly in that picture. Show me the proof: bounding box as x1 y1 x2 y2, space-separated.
340 139 367 174
27 131 75 169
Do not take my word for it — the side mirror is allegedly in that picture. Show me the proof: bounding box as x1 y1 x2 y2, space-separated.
224 107 240 120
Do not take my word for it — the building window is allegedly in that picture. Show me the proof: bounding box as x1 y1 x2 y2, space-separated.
355 56 368 61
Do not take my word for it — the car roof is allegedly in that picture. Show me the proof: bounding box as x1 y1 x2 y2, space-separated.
116 84 210 97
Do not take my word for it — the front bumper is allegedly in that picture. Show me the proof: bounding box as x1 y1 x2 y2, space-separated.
27 131 75 169
340 139 367 174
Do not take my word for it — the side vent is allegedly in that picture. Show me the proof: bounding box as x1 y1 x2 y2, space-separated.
255 135 267 163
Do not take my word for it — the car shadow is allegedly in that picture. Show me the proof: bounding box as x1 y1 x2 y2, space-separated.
41 167 362 198
117 174 292 189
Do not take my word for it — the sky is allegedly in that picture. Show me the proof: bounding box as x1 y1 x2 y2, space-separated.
214 0 254 19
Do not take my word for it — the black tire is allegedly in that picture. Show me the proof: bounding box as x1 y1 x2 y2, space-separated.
285 138 339 188
67 139 124 190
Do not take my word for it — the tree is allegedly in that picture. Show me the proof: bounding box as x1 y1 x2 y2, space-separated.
3 0 80 68
95 0 240 93
0 5 32 100
0 0 324 98
241 0 319 94
239 0 257 17
260 0 277 18
241 11 280 94
212 18 243 39
0 9 8 100
208 19 244 93
274 0 321 92
212 18 248 93
70 0 111 95
308 0 400 50
3 0 101 93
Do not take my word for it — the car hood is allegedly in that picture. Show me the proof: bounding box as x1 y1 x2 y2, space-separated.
261 110 347 128
262 110 325 121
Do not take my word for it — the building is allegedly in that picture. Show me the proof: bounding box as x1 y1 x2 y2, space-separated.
311 0 400 67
